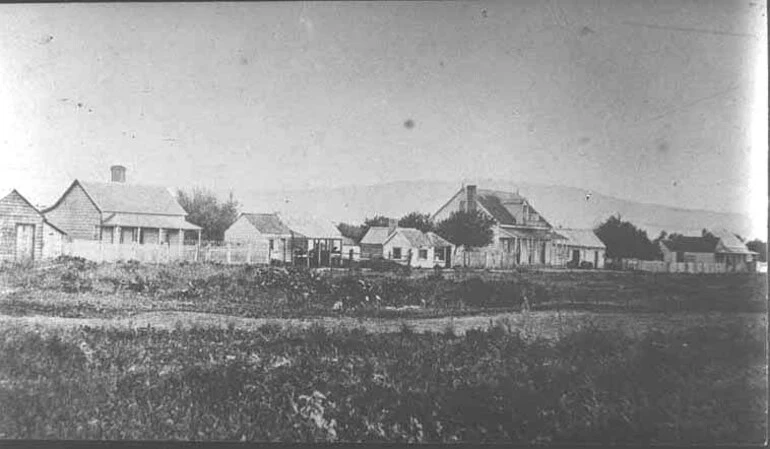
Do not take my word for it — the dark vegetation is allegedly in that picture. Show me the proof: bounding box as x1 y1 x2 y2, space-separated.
0 256 766 319
594 214 660 260
0 318 764 443
176 187 240 241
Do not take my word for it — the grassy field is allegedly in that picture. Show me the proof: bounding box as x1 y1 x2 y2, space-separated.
0 258 766 442
0 258 766 320
0 317 765 443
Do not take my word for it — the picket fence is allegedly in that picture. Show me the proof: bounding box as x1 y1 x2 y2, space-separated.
455 250 520 270
61 240 355 267
620 259 743 274
61 240 275 264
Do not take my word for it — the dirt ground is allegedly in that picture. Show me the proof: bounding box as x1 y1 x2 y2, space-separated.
0 309 764 341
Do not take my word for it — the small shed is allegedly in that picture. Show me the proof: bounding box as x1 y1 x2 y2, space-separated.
224 213 294 263
553 228 606 269
341 236 361 262
0 189 67 261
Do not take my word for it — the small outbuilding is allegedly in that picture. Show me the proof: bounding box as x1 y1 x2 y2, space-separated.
0 189 67 261
552 228 606 269
382 227 454 269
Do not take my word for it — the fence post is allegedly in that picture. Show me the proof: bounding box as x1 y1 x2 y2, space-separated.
226 243 232 265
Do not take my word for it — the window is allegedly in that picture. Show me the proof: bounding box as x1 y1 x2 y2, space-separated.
418 249 428 260
269 239 274 250
459 200 466 212
93 226 100 240
392 247 402 259
436 248 445 261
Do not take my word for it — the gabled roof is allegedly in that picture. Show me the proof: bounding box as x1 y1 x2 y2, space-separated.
1 189 40 214
360 226 391 245
555 228 606 249
1 189 68 234
44 180 188 216
342 236 358 246
240 213 293 235
278 212 342 240
426 231 453 247
79 181 188 215
661 236 717 253
383 228 454 248
711 228 753 254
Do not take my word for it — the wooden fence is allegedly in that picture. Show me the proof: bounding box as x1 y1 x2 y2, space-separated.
62 240 356 267
619 259 746 274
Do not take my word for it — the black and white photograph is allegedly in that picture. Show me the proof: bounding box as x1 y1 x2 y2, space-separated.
0 0 767 444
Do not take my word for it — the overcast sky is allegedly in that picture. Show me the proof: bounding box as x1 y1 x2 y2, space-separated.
0 1 766 238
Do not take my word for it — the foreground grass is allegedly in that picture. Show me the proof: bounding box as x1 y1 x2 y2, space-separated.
0 318 765 443
0 260 766 320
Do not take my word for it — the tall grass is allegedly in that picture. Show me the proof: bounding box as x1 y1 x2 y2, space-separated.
0 318 764 443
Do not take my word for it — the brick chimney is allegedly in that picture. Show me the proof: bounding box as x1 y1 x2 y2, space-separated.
466 185 477 212
110 165 126 183
387 218 398 236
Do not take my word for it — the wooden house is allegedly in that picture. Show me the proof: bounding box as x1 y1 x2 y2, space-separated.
0 189 67 261
660 229 756 272
432 185 563 266
551 228 606 268
382 227 454 268
42 166 201 249
224 213 294 263
223 211 343 267
359 219 398 260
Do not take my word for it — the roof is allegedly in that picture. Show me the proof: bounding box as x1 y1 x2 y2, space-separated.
241 213 293 235
102 213 201 230
555 228 606 249
64 181 189 215
426 232 453 247
278 212 342 240
384 228 454 248
661 236 717 253
711 228 755 254
360 226 391 245
1 189 40 213
472 189 551 228
342 236 358 246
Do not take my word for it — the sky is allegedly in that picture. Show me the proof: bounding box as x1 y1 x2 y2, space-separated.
0 0 767 238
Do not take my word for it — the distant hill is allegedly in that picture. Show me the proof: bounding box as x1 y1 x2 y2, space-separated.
226 179 754 240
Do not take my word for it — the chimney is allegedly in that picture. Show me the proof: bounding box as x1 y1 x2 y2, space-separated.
387 218 398 236
466 185 477 212
110 165 126 183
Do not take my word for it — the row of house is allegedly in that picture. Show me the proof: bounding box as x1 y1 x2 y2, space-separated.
0 167 758 271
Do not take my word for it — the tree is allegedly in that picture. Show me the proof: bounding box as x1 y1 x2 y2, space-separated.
363 215 390 229
177 187 240 241
436 209 495 252
398 212 435 233
594 214 659 260
746 239 767 262
337 222 366 243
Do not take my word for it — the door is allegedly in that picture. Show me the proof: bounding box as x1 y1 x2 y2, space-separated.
571 249 580 264
15 224 35 261
594 251 599 268
445 247 452 268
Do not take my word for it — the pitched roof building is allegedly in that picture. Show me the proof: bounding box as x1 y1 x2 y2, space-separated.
43 166 200 246
432 185 564 266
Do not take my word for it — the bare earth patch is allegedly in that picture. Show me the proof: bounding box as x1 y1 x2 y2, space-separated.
0 310 764 341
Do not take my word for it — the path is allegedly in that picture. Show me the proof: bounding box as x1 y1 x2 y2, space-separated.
0 310 763 340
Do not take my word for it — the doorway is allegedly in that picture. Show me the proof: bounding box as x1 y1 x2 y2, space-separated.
15 224 35 261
